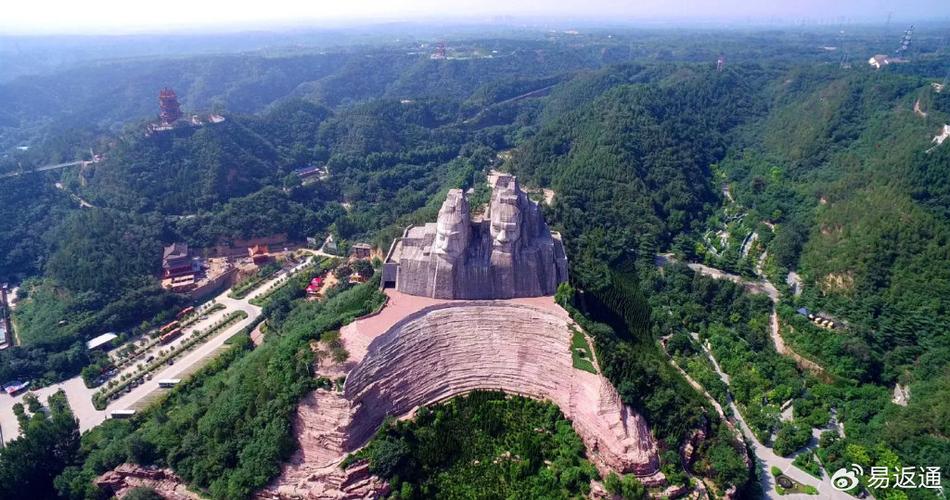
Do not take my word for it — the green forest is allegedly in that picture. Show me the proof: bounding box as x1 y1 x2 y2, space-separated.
354 391 599 499
0 24 948 499
54 281 386 500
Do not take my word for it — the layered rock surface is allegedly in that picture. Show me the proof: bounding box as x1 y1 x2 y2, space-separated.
264 297 661 498
384 175 568 299
96 464 199 499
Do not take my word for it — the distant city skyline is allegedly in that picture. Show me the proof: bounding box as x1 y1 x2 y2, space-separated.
3 0 950 35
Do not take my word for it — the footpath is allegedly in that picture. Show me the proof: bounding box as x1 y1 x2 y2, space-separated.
656 254 851 499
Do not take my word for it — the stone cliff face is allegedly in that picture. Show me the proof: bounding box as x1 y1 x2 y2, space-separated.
264 297 661 498
96 464 199 499
344 303 658 477
385 175 568 299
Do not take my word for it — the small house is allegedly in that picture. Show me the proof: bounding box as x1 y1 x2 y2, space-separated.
162 243 193 278
87 332 119 351
306 276 325 295
249 245 270 265
352 243 372 259
3 381 30 395
293 165 324 180
868 54 889 69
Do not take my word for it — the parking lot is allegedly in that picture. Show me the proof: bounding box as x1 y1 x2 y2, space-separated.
0 255 316 443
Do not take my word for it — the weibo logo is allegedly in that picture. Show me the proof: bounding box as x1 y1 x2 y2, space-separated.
831 465 863 491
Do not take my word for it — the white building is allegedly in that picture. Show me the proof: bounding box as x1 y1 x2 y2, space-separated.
868 54 889 69
86 332 118 350
933 125 950 147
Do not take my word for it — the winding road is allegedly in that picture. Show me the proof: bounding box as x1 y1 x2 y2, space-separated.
692 333 851 499
656 254 850 498
0 255 317 444
0 159 86 179
656 254 825 377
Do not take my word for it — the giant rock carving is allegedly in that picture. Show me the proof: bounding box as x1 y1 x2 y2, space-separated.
264 176 661 499
385 174 569 299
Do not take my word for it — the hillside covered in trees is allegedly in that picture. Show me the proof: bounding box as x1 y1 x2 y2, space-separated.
1 25 948 498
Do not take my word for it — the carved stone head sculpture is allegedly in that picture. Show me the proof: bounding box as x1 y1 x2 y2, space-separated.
490 177 523 253
432 189 471 260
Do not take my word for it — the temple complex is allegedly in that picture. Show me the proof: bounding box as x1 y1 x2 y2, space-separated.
147 87 225 136
383 175 568 298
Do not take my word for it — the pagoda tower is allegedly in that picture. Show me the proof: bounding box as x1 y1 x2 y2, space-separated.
158 87 182 125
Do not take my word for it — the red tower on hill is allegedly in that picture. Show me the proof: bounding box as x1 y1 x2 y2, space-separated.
159 87 182 125
431 41 446 59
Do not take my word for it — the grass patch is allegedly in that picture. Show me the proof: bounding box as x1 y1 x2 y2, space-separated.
318 330 349 363
792 450 823 479
129 387 165 411
249 257 336 307
224 316 264 345
772 469 819 496
228 262 281 299
571 327 597 374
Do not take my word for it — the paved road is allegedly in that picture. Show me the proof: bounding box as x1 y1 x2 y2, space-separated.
695 334 853 500
656 253 825 377
0 256 315 443
656 254 852 498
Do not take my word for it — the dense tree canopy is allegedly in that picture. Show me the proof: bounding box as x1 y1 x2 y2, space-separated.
0 391 80 500
357 391 598 499
0 28 948 497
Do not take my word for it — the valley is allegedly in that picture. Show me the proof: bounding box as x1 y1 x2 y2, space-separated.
0 19 948 500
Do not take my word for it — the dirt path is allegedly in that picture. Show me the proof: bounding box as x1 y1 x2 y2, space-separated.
694 337 849 499
54 182 95 208
658 254 825 377
660 337 729 422
722 183 735 203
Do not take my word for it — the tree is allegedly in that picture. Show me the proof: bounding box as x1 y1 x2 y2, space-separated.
23 392 42 413
555 282 575 308
0 390 80 500
366 437 410 478
283 173 301 190
352 259 374 279
333 265 353 280
124 487 164 500
605 472 647 500
773 421 812 457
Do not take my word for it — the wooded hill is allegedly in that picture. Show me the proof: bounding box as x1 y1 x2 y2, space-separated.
1 29 948 497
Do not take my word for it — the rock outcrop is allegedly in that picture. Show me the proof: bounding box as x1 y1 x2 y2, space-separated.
96 464 198 499
264 298 661 498
384 175 568 299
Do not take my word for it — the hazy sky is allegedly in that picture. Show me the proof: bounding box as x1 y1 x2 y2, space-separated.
3 0 949 35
